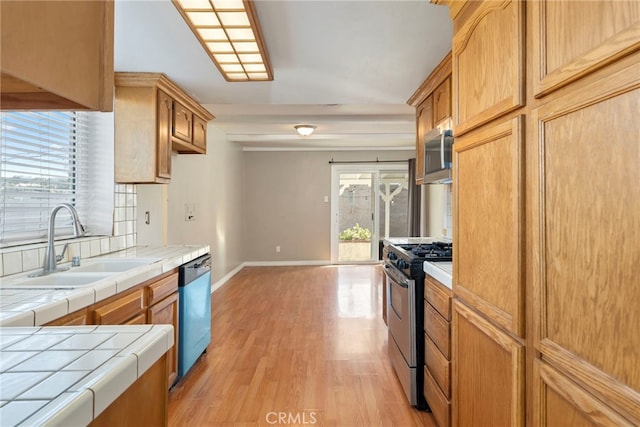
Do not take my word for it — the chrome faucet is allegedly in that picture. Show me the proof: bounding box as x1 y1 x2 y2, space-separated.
30 203 85 277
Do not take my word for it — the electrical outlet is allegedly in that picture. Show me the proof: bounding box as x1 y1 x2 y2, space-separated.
276 245 281 253
185 203 195 221
441 228 447 237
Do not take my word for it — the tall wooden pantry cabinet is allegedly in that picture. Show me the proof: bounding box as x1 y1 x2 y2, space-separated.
433 0 640 425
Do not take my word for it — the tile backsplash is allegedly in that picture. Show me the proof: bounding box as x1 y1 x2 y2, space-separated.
0 184 137 278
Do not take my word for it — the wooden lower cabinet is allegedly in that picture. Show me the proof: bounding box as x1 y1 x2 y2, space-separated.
125 312 147 325
90 354 168 427
424 275 452 427
425 366 451 427
149 292 179 388
534 360 633 427
453 299 524 426
46 270 180 389
91 287 145 325
45 308 88 326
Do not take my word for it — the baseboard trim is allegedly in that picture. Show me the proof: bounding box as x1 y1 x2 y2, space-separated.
210 263 245 293
243 260 331 267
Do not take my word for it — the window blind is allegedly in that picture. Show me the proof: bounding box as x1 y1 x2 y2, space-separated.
0 111 113 247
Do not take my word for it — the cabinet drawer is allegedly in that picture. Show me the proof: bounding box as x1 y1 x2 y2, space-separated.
425 275 452 321
425 301 451 359
192 115 207 151
172 100 192 142
424 366 451 427
425 333 451 399
125 312 147 325
45 308 88 326
148 273 178 306
93 288 145 325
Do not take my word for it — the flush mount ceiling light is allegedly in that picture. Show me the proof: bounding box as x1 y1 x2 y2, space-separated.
172 0 273 82
294 125 317 136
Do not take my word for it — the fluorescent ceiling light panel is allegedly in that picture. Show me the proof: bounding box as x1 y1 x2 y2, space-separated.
173 0 273 82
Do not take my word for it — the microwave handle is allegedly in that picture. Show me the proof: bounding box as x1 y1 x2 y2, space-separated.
440 132 446 168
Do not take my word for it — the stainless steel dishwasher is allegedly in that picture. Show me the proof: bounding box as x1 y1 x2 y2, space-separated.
177 253 211 380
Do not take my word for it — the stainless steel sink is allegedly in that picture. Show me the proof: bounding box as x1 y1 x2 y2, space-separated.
67 258 161 273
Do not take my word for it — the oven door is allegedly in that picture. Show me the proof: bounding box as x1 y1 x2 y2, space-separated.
384 263 416 366
384 263 417 405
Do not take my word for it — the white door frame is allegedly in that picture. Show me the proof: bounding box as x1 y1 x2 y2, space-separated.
330 163 408 264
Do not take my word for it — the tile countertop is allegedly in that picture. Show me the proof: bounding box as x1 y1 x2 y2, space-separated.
423 261 452 289
0 324 173 426
0 245 210 327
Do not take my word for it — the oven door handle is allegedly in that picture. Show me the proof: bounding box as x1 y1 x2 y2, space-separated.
384 264 410 288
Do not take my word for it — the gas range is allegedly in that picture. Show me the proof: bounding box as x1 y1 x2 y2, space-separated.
383 239 453 410
385 241 452 278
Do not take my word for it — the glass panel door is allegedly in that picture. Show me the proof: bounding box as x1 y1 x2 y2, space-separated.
330 163 409 263
336 172 375 262
378 170 409 241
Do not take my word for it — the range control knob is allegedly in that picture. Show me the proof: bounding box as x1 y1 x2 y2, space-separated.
388 252 397 260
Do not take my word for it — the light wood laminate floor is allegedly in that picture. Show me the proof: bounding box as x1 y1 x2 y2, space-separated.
168 265 436 426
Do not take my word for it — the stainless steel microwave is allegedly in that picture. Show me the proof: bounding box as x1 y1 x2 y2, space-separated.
423 118 453 184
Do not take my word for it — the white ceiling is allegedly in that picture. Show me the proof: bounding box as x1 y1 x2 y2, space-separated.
114 0 453 150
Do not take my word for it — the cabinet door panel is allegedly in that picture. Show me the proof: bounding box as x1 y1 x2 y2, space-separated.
156 90 172 180
192 115 207 151
453 300 524 427
454 117 524 336
453 0 524 135
172 100 193 142
532 1 640 97
416 96 434 184
0 0 114 111
149 293 179 388
532 55 640 423
533 360 634 427
433 77 451 124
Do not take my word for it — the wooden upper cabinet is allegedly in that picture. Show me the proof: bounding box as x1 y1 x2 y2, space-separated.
433 77 451 124
408 52 452 185
454 116 524 337
172 100 193 143
114 73 214 183
0 0 114 111
532 1 640 98
157 90 173 181
192 116 208 151
453 300 524 427
415 96 434 184
531 53 640 425
452 0 525 136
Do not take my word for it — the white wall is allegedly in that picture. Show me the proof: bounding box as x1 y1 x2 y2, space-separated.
243 150 413 262
136 125 245 284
